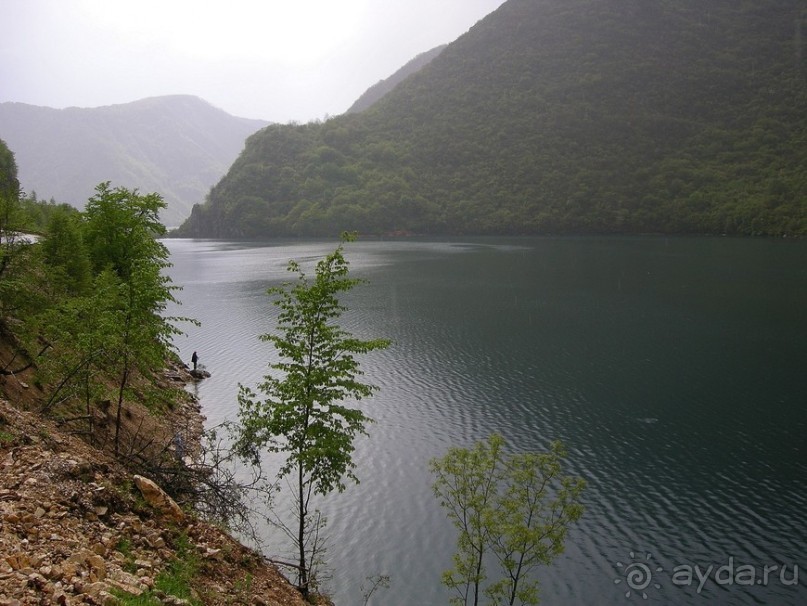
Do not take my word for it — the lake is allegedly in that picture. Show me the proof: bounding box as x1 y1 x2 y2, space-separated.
164 236 806 605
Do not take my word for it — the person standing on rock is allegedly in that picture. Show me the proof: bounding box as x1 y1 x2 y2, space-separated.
191 351 198 371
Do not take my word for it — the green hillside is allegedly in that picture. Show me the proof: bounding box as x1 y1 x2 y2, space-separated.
176 0 807 238
345 45 447 114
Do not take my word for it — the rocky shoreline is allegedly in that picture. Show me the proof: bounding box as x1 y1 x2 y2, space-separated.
0 362 308 606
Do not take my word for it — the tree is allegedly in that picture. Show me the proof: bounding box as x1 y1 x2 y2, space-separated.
83 181 167 279
432 434 504 606
36 270 120 432
41 206 92 296
430 435 585 606
0 138 29 312
81 183 190 455
236 235 390 599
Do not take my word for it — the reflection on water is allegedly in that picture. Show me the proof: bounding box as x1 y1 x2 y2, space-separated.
165 236 807 605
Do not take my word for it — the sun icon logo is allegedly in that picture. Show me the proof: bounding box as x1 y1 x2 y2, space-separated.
614 551 664 599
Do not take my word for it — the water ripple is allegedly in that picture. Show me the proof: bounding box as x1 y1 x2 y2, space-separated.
164 237 807 606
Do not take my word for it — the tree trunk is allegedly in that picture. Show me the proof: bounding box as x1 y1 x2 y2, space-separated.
114 359 129 457
298 461 309 599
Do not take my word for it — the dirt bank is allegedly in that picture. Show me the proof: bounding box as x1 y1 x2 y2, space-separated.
0 371 309 606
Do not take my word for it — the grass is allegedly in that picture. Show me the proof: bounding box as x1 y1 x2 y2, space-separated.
112 533 202 606
115 537 139 575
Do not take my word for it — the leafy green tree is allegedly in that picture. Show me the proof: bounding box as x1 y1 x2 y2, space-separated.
0 138 27 309
236 236 390 599
37 270 120 433
430 435 585 606
432 434 504 606
41 206 92 296
0 139 17 200
81 182 190 455
83 181 168 278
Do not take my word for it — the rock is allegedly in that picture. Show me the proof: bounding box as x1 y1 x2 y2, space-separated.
83 581 108 598
49 564 64 580
99 591 120 606
91 542 107 557
107 570 144 595
4 553 30 571
60 559 79 580
150 536 166 550
105 577 143 596
0 399 311 606
63 458 94 481
86 554 106 581
203 547 222 560
132 476 185 523
188 369 211 380
25 571 47 590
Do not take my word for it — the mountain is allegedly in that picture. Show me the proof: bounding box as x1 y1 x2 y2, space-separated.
0 96 268 227
176 0 807 238
345 45 447 114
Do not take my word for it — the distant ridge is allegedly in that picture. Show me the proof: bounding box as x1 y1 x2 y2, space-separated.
346 45 447 114
0 95 268 226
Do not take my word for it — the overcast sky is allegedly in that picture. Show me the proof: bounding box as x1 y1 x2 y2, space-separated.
1 0 506 122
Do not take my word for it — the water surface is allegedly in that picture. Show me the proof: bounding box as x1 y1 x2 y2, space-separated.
165 236 806 605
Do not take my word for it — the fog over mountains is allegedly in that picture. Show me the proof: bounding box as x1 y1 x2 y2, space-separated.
3 0 805 236
0 96 267 227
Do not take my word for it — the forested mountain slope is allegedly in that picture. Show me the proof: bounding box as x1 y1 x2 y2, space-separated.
177 0 807 238
346 45 447 114
0 96 267 226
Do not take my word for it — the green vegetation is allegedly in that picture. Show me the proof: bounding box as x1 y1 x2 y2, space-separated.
430 435 585 606
19 192 79 235
152 534 201 602
177 0 806 238
346 44 447 114
0 139 192 457
83 182 187 454
0 139 24 311
235 235 390 599
5 121 595 602
112 533 202 606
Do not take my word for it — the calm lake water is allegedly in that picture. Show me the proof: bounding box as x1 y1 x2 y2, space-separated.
164 236 806 606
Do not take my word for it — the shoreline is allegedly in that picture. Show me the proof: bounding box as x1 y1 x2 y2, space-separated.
0 357 309 606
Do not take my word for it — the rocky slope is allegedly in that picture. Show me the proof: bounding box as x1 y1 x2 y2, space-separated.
0 397 307 606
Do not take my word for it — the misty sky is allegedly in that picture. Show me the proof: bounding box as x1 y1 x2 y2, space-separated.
1 0 506 122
